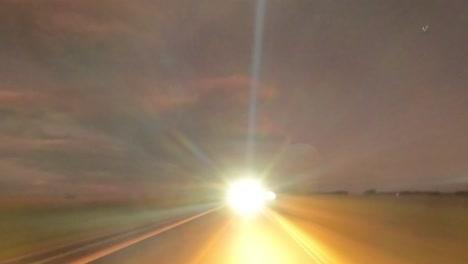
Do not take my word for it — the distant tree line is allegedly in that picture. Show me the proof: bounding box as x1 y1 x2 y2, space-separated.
454 190 468 196
279 188 468 196
318 190 349 195
362 189 468 196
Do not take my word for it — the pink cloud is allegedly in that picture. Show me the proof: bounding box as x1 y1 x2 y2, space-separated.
140 92 198 113
191 75 278 102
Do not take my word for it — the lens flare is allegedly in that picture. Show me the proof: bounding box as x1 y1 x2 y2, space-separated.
265 191 276 200
228 179 266 215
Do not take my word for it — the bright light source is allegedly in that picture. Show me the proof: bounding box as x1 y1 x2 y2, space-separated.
265 191 276 200
228 179 266 215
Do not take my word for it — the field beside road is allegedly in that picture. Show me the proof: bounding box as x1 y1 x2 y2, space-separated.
273 194 468 264
2 195 467 264
0 200 213 261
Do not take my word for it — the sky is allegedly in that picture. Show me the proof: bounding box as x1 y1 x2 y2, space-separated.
0 0 467 200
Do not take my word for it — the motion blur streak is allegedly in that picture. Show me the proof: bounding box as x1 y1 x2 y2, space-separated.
228 219 297 263
87 196 468 264
70 207 222 264
260 138 290 180
265 209 334 264
172 130 219 173
198 213 318 264
90 209 317 264
189 219 232 264
246 0 267 168
188 213 320 264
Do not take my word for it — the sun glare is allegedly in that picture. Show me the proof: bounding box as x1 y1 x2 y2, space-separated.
227 179 275 215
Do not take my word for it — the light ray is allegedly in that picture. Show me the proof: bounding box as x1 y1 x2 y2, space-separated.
246 0 268 169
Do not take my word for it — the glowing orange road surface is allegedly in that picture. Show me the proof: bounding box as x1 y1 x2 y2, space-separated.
89 209 321 264
89 196 468 264
192 211 321 264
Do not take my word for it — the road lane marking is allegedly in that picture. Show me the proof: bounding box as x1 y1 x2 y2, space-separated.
189 219 233 264
265 210 332 264
67 207 222 264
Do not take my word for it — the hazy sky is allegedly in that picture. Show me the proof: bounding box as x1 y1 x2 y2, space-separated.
0 0 467 199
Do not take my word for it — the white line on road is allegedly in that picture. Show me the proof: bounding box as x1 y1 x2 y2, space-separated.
265 210 331 264
60 207 222 264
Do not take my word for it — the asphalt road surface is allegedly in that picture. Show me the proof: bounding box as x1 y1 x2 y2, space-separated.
89 208 316 264
77 196 467 264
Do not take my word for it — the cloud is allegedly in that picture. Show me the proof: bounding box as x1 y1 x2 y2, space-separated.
45 12 132 36
192 75 278 102
0 0 467 200
0 1 287 200
140 92 197 113
0 89 52 115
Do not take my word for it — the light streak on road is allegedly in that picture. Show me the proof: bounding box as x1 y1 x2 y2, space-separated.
228 217 306 263
191 212 321 264
69 207 222 264
191 210 336 264
265 209 336 264
189 219 233 264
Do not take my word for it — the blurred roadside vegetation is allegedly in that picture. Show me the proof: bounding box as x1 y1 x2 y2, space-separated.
274 195 468 264
0 198 215 261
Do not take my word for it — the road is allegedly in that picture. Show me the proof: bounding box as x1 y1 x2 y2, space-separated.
66 195 467 264
88 208 316 264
